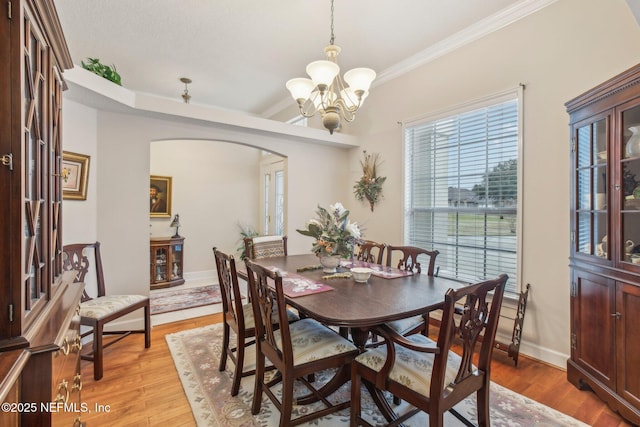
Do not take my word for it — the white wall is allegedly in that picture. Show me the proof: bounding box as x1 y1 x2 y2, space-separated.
59 108 351 329
149 139 262 274
62 100 98 244
334 0 640 366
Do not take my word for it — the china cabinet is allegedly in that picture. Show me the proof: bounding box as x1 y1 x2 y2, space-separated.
0 0 85 425
150 237 185 289
566 63 640 425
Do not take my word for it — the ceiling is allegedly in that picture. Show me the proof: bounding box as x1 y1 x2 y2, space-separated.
54 0 550 119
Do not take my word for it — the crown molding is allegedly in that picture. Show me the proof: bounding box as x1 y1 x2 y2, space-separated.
375 0 558 86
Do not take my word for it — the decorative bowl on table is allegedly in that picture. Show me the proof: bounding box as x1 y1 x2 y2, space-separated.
351 267 372 283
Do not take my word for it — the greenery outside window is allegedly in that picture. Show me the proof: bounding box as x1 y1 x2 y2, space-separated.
403 89 522 296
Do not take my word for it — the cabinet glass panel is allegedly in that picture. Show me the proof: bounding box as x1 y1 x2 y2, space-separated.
576 119 608 258
154 248 167 282
621 104 640 264
171 245 182 279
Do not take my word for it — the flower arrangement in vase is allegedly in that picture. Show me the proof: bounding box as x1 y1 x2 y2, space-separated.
297 203 362 271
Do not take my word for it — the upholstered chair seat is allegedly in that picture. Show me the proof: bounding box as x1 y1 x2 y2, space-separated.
274 318 357 365
355 333 462 398
80 295 148 319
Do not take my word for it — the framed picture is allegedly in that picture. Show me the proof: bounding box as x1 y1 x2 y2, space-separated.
62 151 90 200
150 175 172 218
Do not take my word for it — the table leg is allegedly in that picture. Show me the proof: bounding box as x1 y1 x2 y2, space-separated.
350 327 399 423
350 327 371 352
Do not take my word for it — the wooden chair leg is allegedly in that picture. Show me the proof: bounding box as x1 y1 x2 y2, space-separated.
231 335 244 396
93 323 104 380
279 375 294 427
476 384 490 427
218 323 229 372
144 302 151 348
351 365 362 426
251 353 265 415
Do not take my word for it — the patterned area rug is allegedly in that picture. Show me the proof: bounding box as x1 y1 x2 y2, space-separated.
151 285 222 315
166 324 589 427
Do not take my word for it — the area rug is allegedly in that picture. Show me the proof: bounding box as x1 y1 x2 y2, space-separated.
151 285 222 315
166 324 589 427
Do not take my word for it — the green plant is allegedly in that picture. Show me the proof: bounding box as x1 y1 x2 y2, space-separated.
237 224 259 260
81 57 122 86
354 151 386 211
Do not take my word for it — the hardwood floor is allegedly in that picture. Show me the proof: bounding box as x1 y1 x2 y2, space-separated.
79 314 632 426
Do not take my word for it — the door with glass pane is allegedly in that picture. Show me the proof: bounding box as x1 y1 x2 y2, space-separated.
618 100 640 270
574 114 609 262
260 159 286 236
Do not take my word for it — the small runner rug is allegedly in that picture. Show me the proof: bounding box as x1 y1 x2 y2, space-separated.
166 323 589 427
151 285 222 315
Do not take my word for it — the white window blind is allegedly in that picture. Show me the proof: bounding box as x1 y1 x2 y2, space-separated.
403 93 520 295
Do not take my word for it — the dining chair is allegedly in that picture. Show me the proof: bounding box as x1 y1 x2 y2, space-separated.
62 242 151 380
384 245 440 337
355 240 387 264
351 273 508 427
243 235 288 260
244 259 359 427
213 247 299 396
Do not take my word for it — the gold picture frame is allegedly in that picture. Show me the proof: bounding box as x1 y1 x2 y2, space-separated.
62 151 90 200
150 175 172 218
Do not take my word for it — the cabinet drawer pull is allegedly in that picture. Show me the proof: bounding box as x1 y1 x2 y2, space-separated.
72 335 83 352
72 374 83 392
60 338 70 355
55 379 70 404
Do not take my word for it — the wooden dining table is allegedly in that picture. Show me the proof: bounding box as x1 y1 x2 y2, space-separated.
245 253 465 350
245 254 466 421
240 253 467 421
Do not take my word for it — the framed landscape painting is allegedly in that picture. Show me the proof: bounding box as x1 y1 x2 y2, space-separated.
150 175 172 218
62 151 90 200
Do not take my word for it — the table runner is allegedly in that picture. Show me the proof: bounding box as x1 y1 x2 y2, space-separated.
266 268 334 297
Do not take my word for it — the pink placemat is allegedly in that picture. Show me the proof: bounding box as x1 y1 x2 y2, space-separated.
266 268 334 297
341 260 414 279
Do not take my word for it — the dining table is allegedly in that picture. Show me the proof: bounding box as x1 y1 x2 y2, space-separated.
240 253 468 421
244 253 465 350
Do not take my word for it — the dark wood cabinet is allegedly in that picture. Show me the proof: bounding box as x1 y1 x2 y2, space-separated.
0 0 83 425
566 63 640 425
150 237 185 289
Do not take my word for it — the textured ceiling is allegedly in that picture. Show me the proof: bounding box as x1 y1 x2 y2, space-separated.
55 0 543 118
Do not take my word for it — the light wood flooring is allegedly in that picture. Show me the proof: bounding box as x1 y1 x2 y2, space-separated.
79 314 632 426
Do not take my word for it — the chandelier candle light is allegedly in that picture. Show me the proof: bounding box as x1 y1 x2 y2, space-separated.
286 0 376 134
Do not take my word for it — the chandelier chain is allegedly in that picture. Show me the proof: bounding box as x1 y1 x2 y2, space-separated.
329 0 335 45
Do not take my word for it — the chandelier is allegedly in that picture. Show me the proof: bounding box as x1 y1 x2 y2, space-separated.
286 0 376 134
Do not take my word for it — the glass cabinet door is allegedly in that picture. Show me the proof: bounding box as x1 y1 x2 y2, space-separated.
575 118 608 259
620 103 640 265
154 248 168 282
171 244 183 280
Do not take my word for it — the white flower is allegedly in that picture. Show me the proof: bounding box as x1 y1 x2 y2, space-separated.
346 221 361 238
330 202 346 216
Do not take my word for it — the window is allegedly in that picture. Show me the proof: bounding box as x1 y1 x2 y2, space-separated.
260 157 286 236
403 90 521 295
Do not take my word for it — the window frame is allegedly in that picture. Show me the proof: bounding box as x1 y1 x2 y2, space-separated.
401 87 524 296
